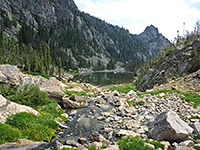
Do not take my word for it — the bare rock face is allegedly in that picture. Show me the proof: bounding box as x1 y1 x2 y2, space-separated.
0 95 40 123
148 110 193 142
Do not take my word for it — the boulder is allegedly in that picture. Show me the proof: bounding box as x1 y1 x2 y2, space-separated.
62 97 86 109
0 95 40 123
40 87 66 102
0 64 23 86
66 140 86 150
148 110 193 142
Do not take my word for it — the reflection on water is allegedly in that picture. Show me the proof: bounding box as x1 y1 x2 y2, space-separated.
73 72 134 85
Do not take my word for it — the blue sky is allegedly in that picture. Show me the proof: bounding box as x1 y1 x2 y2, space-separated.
74 0 200 41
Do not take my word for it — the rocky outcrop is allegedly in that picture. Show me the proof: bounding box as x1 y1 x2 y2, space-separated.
136 40 200 91
138 25 170 56
0 95 40 123
148 110 194 142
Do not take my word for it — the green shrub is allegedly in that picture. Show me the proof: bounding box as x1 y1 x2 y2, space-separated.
194 146 200 150
101 144 107 149
194 134 200 140
0 83 18 97
88 145 100 150
6 112 59 141
190 116 200 119
117 136 154 150
36 100 64 118
7 84 49 108
110 84 137 94
0 123 22 144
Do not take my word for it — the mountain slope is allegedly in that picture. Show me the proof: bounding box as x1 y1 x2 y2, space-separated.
0 0 170 72
136 35 200 91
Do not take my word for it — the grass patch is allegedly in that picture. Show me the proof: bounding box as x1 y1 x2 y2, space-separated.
110 84 136 94
65 90 92 97
6 112 60 141
145 139 164 149
126 100 145 107
0 84 67 143
117 136 154 150
137 89 200 108
190 116 200 119
88 145 100 150
194 134 200 140
0 123 21 144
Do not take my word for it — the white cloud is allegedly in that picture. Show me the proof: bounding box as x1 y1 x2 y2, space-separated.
74 0 200 41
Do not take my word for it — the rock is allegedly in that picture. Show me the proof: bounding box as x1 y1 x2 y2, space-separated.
0 64 24 86
145 143 155 149
127 90 137 96
16 139 35 145
148 110 194 142
112 90 120 96
0 141 45 150
190 122 200 134
78 137 87 144
62 97 86 109
116 129 140 137
0 95 40 123
175 146 195 150
40 77 66 91
104 145 119 150
160 141 171 150
66 140 86 150
179 140 194 147
40 87 66 102
90 142 103 148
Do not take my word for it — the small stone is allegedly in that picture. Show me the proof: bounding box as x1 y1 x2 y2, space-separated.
145 143 155 149
78 137 87 145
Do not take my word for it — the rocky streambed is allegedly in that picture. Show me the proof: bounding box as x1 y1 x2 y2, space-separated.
39 90 200 150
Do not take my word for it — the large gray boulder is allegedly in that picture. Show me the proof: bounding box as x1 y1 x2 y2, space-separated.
148 110 193 142
0 95 40 123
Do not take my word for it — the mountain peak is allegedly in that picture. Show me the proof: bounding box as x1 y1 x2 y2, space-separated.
144 25 159 33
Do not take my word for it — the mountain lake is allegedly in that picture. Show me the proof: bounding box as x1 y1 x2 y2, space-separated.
73 72 135 86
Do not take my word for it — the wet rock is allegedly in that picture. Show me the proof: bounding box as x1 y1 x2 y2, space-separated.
0 95 40 123
148 110 193 142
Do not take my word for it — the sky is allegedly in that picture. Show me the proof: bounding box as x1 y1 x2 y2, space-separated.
73 0 200 41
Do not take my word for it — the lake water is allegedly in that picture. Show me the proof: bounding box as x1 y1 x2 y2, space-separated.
73 72 135 86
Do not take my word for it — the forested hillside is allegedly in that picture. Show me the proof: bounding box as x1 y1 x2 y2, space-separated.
0 0 170 75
